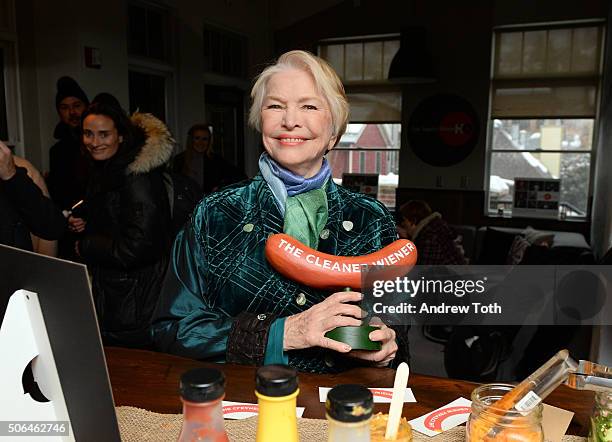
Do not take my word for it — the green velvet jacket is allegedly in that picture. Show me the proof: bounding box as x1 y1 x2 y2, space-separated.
152 173 398 373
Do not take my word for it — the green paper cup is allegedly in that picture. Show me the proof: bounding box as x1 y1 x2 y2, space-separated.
325 325 382 351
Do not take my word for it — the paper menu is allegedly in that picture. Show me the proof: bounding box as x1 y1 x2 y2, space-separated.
409 397 472 436
408 398 573 440
318 387 416 403
221 401 305 420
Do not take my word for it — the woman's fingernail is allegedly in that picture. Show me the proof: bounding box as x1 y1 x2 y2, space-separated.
343 345 351 352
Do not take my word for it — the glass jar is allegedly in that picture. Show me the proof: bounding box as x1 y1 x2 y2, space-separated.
466 384 543 442
589 391 612 442
326 384 373 442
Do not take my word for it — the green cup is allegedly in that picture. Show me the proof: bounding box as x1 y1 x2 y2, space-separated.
325 325 382 351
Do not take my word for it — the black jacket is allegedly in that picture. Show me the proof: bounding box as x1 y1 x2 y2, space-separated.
47 123 89 210
78 113 173 348
0 167 66 250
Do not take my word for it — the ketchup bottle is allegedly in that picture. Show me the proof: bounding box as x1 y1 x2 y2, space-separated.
178 368 229 442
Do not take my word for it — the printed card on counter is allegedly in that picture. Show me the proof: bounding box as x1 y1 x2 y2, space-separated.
318 387 416 403
409 397 472 436
222 401 305 420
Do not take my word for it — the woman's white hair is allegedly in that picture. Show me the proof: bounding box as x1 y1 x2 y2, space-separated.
248 50 349 146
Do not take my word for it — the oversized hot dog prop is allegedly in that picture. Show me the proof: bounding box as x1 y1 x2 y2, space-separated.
265 233 417 290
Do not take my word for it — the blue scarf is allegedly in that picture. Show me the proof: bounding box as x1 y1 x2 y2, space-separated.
258 153 330 214
259 153 330 248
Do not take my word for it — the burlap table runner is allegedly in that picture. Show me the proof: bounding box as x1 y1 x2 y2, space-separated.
116 406 586 441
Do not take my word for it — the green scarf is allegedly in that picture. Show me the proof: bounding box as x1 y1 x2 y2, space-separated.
283 182 329 249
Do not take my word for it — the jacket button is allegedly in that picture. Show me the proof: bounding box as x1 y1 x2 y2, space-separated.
319 229 330 240
243 223 254 232
342 221 354 231
257 314 267 320
295 293 307 306
324 354 335 367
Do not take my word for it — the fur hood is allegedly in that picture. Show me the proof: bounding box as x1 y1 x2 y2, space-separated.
127 112 174 174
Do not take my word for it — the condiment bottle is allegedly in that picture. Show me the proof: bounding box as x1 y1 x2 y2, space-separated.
326 384 373 442
178 368 229 442
255 364 299 442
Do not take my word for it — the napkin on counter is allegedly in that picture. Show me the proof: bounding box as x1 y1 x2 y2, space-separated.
318 387 416 403
222 401 305 420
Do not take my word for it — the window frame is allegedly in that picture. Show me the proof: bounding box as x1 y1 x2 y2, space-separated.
318 33 400 86
202 22 248 79
126 1 177 137
0 0 23 156
485 20 605 220
319 36 404 210
127 0 172 62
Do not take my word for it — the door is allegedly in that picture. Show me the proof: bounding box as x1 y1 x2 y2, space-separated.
205 85 245 170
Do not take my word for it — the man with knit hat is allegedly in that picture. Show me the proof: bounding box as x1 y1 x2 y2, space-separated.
46 76 90 259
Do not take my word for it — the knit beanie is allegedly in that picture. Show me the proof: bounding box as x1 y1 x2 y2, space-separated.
55 76 89 109
92 92 123 110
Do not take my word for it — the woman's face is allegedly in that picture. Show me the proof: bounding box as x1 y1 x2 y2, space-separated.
261 68 336 178
82 114 123 161
191 129 211 153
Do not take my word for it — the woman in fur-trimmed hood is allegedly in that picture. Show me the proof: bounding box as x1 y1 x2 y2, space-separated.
68 99 173 349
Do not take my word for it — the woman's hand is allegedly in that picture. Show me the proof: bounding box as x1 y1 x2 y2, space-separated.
68 216 86 233
348 316 398 367
283 291 364 353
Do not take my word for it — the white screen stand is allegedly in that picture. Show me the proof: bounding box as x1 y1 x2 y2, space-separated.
0 290 75 441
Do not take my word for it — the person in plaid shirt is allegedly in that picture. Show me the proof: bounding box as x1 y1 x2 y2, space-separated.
397 200 467 265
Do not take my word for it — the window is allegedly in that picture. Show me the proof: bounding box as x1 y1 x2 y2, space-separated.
127 2 175 131
488 22 604 218
128 2 170 61
319 36 402 209
0 42 21 149
128 70 167 122
0 0 22 152
203 24 247 78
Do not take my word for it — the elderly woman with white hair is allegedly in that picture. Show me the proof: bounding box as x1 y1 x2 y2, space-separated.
153 50 402 373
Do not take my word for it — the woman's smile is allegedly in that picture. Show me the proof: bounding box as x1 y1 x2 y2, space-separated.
276 134 310 146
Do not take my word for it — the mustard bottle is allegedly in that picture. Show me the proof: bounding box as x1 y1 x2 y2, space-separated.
255 364 299 442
